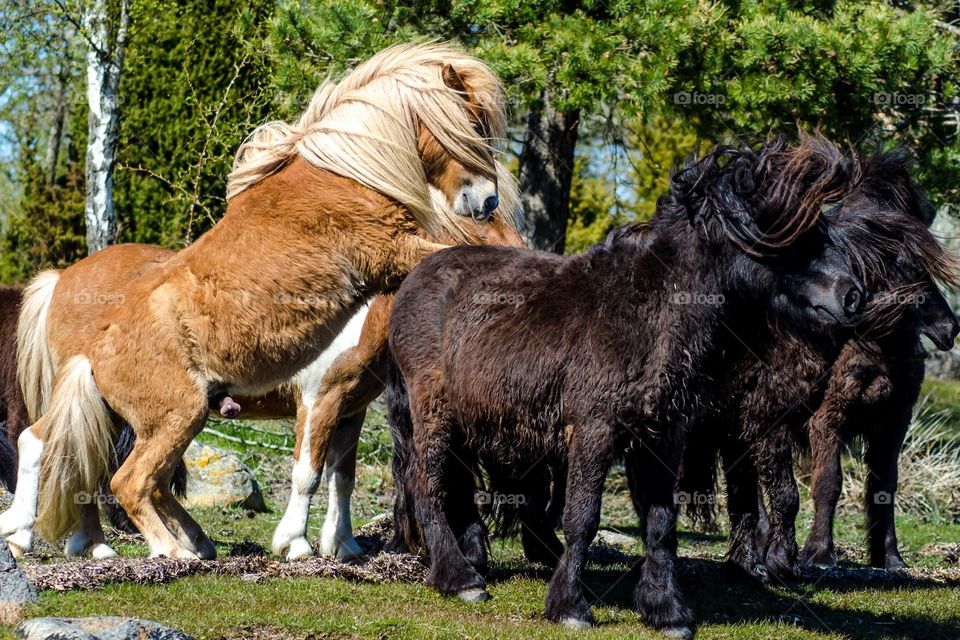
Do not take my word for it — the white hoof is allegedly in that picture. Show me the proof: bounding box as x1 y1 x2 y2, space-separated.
662 626 693 640
321 535 363 561
149 546 199 560
457 588 490 603
287 537 315 561
6 528 32 556
560 617 592 630
91 543 118 560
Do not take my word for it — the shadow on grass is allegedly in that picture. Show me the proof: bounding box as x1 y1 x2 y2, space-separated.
487 557 960 640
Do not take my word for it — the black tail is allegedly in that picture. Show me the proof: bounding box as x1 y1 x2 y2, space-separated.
384 358 424 554
0 424 17 491
101 422 189 533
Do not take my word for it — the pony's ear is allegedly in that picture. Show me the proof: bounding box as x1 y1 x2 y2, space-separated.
441 63 469 95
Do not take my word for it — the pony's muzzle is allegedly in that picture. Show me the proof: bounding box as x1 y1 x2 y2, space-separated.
808 275 865 323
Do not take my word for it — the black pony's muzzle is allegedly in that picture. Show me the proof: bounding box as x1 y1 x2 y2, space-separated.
920 315 960 351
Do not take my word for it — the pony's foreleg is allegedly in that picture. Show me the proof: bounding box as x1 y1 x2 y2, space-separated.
319 412 365 560
629 438 693 638
0 424 44 555
546 425 613 629
273 398 322 560
755 432 801 582
64 502 117 559
863 405 910 569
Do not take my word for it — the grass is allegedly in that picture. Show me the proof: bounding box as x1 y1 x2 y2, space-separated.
10 385 960 639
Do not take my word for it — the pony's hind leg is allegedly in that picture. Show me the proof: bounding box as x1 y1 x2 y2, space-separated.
108 386 211 559
517 463 563 568
0 423 44 555
800 410 844 569
411 398 486 601
545 424 613 629
863 406 910 569
64 502 116 559
719 438 768 583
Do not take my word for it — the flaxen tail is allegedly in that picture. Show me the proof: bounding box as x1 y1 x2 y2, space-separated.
16 270 60 423
34 356 114 541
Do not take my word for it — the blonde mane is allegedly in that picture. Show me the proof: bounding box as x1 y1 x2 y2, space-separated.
227 42 520 241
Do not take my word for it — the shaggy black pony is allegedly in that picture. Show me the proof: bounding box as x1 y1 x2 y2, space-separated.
385 134 870 637
672 149 960 581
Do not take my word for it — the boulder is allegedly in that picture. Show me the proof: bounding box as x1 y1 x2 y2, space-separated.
181 442 266 512
595 529 638 550
0 540 36 624
17 617 193 640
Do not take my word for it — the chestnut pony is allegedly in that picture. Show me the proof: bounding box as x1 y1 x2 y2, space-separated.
0 214 521 559
1 43 520 559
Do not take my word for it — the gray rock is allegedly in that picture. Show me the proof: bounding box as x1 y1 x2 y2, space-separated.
180 442 266 512
0 540 37 623
17 616 194 640
595 529 638 550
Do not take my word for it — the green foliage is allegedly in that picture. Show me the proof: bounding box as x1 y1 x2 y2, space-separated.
565 155 620 254
269 0 960 243
566 116 707 254
0 0 274 282
113 0 274 246
0 146 86 283
669 1 959 210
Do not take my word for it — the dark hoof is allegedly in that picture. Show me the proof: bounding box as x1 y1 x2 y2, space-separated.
457 588 490 603
800 555 837 570
522 531 563 569
723 558 770 585
879 553 908 570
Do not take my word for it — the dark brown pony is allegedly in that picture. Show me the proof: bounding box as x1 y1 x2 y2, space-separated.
672 150 960 581
386 135 872 637
0 287 26 490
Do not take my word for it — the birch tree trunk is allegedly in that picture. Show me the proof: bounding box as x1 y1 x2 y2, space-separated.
83 0 130 254
517 87 580 254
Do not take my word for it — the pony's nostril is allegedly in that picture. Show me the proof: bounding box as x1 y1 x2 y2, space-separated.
843 287 863 315
483 195 499 213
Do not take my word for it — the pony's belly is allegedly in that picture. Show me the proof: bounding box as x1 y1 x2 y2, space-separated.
227 304 370 408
